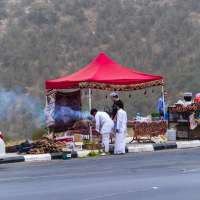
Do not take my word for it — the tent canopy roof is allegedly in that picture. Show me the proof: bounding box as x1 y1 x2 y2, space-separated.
45 52 163 90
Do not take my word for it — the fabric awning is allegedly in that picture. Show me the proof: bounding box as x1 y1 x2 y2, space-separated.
45 52 163 91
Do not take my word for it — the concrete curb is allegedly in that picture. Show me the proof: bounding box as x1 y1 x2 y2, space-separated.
0 156 25 164
24 154 51 162
1 140 200 164
0 152 72 164
127 144 154 153
127 140 200 153
153 142 177 151
0 150 94 164
176 140 200 149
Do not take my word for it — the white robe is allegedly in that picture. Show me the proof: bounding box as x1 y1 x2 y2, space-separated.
95 111 114 152
114 109 127 154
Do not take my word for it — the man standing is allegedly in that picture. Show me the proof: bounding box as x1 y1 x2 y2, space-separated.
114 101 127 154
110 92 124 120
90 108 114 153
156 91 168 120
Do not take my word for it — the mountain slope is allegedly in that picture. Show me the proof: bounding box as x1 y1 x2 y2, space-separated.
0 0 200 138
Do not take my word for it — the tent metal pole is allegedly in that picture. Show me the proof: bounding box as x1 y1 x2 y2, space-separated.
45 92 50 135
88 88 92 110
161 85 166 119
88 88 92 141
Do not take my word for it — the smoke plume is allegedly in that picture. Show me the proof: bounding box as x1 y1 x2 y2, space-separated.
0 87 45 138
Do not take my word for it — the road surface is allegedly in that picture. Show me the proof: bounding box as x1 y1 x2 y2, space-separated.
1 148 200 200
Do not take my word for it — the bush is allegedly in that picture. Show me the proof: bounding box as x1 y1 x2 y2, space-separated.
3 134 12 143
151 112 160 118
31 127 47 140
88 151 100 157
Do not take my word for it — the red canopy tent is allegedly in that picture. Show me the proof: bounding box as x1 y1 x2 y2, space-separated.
45 52 165 139
45 52 163 91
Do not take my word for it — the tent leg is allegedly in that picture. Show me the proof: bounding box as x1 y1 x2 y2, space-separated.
45 93 50 135
161 85 166 120
88 88 92 141
89 123 93 142
89 88 92 110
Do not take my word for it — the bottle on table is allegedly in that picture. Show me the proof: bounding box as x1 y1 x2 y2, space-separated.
136 113 141 121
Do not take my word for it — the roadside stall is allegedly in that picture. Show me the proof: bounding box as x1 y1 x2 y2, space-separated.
45 52 165 148
168 93 200 140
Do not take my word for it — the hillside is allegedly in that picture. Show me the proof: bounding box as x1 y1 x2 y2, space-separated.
0 0 200 139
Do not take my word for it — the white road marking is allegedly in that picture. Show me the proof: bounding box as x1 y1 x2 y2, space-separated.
181 168 200 173
0 169 115 182
152 186 159 190
83 186 160 200
83 188 153 200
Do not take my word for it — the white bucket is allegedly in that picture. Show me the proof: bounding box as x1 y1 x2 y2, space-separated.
0 138 5 155
166 129 176 141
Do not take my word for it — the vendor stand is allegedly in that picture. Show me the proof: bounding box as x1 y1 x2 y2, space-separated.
168 103 200 140
45 52 165 145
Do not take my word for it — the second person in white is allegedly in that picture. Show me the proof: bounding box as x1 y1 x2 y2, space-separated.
114 101 127 154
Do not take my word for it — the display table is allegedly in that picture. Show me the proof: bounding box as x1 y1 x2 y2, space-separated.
128 120 167 142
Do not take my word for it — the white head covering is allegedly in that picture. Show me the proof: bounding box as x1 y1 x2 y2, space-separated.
184 92 192 97
110 92 118 97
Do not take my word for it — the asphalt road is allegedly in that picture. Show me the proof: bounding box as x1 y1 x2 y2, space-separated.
1 148 200 200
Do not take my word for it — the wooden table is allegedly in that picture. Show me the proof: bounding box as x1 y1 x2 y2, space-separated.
128 120 168 142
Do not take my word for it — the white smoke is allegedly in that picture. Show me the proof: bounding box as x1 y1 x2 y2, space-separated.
0 87 45 129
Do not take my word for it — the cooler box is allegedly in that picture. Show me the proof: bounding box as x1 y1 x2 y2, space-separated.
166 129 176 141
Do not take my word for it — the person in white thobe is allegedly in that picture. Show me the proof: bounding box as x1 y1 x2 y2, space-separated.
114 102 127 154
90 108 114 153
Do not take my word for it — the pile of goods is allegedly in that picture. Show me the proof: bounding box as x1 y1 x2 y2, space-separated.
169 103 200 113
151 135 168 143
28 136 66 154
129 120 167 138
